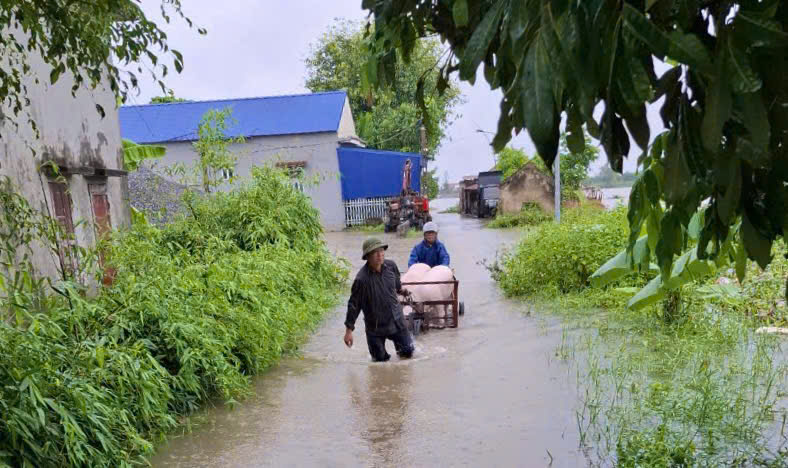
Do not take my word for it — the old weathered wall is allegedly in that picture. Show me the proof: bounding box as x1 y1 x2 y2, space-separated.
147 132 346 230
0 45 129 281
499 163 555 215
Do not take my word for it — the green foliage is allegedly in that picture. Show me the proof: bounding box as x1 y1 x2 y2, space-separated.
121 139 166 171
491 206 639 296
496 131 598 200
1 1 203 128
149 91 189 104
494 146 527 181
422 168 439 199
487 202 550 229
180 108 244 192
365 0 788 289
0 168 346 467
305 19 462 157
616 424 696 468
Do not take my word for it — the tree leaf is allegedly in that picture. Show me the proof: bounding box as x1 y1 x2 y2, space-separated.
741 211 773 269
453 0 469 27
666 31 713 73
701 57 732 153
656 209 682 278
566 108 585 154
735 242 747 283
622 5 671 59
734 13 788 49
624 106 651 151
628 275 666 310
589 238 645 288
460 0 505 80
663 132 693 204
725 37 761 93
737 92 770 152
520 40 559 166
687 210 703 240
717 154 741 225
647 207 661 254
50 65 62 85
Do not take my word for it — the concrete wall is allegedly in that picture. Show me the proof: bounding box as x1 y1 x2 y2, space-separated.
0 45 130 282
147 132 347 230
337 96 357 140
499 163 555 215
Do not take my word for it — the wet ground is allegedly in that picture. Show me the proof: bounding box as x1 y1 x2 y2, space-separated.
150 198 587 467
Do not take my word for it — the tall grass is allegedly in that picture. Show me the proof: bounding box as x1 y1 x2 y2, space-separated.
0 167 347 467
492 204 788 465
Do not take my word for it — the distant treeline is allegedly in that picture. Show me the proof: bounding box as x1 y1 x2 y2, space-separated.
585 166 636 188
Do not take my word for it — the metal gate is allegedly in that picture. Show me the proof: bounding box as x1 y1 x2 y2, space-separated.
343 197 393 226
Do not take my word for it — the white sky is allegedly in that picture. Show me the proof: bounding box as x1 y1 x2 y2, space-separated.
131 0 656 182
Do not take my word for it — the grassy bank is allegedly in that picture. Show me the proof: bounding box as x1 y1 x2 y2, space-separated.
0 168 347 467
491 206 788 465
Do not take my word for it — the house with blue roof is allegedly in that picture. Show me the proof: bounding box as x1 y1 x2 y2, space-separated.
119 91 422 230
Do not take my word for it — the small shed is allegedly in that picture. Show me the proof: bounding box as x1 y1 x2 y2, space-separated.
499 162 555 215
459 176 479 216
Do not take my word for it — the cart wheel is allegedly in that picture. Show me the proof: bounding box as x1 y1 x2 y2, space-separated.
459 301 465 316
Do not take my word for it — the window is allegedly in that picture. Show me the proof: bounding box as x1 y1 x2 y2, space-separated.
275 161 306 193
88 182 115 286
48 181 77 276
221 168 234 180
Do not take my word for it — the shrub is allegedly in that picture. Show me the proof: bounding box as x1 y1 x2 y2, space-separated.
493 206 638 296
487 202 551 228
0 168 346 467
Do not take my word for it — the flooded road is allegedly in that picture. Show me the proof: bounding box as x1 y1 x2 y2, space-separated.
151 198 587 467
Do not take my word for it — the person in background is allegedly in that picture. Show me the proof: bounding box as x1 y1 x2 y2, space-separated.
344 238 415 362
408 222 450 268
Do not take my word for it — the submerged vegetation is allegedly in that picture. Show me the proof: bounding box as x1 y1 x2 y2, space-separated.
491 205 788 465
487 202 552 229
0 167 346 467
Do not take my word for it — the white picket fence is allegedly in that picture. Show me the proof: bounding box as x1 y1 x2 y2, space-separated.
344 197 393 226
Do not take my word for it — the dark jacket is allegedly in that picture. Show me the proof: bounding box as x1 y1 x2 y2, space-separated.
408 240 450 268
345 260 407 336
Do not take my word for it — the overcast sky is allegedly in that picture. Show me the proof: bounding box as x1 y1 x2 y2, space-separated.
132 0 652 182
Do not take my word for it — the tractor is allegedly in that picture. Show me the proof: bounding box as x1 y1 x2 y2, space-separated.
383 159 432 233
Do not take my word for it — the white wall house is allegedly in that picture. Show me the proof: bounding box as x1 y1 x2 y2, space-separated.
119 91 360 231
0 45 130 283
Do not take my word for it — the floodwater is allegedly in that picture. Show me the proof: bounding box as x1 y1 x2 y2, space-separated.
150 198 587 468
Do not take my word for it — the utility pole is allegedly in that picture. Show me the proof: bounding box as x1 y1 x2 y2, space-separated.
420 123 428 193
554 153 561 223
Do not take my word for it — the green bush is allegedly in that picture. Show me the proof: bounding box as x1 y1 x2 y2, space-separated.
493 206 640 296
487 202 551 228
0 167 346 467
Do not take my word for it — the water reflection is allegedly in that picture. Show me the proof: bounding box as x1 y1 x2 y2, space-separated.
348 363 412 466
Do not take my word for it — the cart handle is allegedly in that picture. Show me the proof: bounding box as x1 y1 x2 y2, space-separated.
401 280 457 285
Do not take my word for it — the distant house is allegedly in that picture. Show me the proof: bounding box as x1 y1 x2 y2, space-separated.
0 46 130 283
499 162 555 215
119 91 421 230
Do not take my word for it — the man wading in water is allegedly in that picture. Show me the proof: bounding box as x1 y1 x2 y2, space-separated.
344 238 415 362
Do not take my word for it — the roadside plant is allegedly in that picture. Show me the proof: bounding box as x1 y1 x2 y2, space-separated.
364 0 788 298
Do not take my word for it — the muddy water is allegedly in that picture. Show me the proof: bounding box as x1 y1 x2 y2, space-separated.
150 199 587 467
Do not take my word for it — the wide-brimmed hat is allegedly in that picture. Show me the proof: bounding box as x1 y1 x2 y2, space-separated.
362 237 388 260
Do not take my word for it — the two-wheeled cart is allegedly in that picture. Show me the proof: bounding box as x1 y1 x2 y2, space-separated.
400 275 465 336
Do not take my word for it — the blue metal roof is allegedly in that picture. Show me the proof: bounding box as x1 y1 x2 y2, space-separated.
337 147 422 200
119 91 348 144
